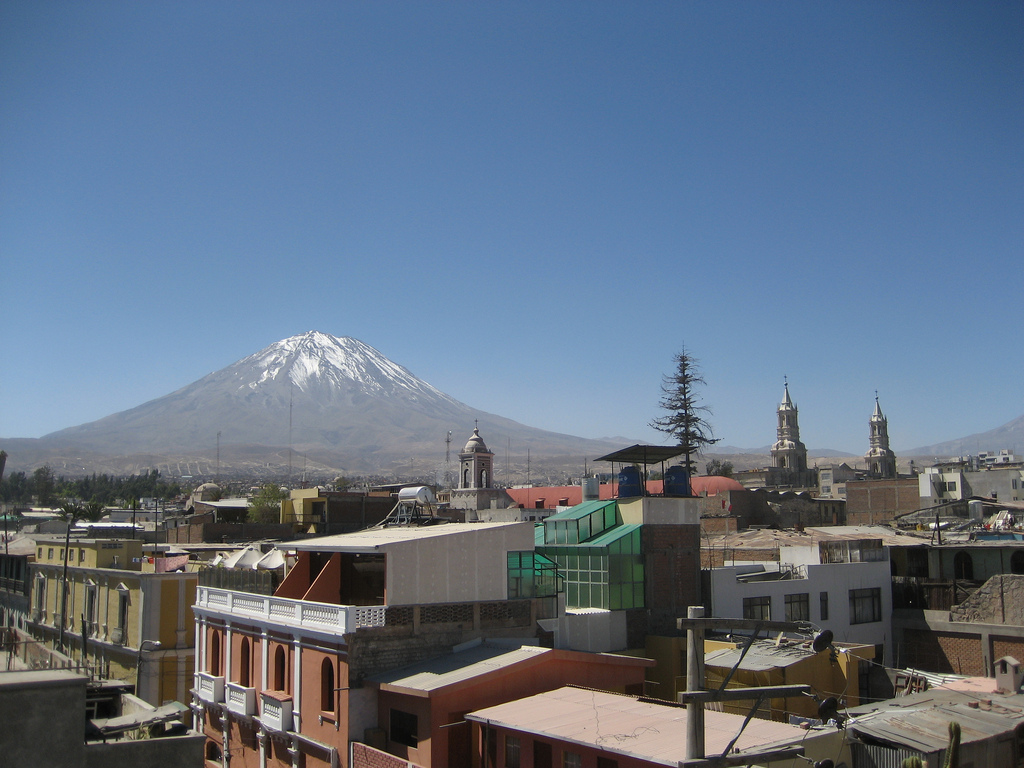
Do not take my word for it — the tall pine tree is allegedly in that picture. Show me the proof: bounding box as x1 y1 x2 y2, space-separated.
650 347 718 477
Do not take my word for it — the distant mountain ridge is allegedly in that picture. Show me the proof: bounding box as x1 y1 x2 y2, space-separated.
904 414 1024 458
36 331 625 475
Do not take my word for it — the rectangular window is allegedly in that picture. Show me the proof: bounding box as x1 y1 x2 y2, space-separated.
389 709 418 748
785 593 809 622
79 549 86 561
48 548 54 560
562 752 582 768
597 759 619 768
849 587 882 624
505 735 521 768
742 596 771 621
85 586 98 633
820 591 829 621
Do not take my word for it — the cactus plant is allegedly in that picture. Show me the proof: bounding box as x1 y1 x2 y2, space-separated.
942 721 961 768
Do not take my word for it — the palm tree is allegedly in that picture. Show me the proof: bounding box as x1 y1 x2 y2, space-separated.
56 499 85 654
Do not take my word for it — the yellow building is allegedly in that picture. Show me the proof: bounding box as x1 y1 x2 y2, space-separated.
28 537 197 706
703 636 874 721
639 634 874 722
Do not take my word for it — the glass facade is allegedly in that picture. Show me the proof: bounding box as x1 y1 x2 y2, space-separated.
538 501 644 610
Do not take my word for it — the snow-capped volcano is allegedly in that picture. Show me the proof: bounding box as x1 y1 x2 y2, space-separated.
40 332 624 472
234 331 461 407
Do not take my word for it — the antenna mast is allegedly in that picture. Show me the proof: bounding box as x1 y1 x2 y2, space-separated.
445 431 452 487
288 383 293 481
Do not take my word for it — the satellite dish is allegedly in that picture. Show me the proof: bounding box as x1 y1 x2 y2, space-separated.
812 629 834 653
818 696 839 721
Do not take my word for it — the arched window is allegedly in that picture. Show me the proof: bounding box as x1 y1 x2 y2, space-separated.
1012 551 1024 575
321 658 334 712
210 631 221 677
953 551 974 580
206 740 222 761
274 645 287 690
239 638 251 687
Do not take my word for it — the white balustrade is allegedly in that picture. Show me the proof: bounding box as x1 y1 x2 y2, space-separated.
196 672 225 704
196 586 390 635
260 692 293 732
226 682 256 716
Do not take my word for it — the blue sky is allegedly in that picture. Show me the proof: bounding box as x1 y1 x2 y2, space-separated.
2 2 1021 455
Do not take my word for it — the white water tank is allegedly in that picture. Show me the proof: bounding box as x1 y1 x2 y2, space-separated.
581 477 600 502
398 486 437 505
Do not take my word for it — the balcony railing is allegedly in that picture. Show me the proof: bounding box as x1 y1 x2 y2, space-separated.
226 682 256 716
196 672 225 704
195 586 388 634
260 692 293 733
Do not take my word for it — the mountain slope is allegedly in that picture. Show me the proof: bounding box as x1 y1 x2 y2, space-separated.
904 414 1024 458
41 331 624 470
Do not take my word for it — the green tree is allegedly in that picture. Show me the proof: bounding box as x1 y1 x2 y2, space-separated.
247 483 288 524
33 465 57 507
650 347 719 477
705 459 734 478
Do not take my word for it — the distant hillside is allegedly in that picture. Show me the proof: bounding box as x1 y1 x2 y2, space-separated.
904 414 1024 458
13 332 625 479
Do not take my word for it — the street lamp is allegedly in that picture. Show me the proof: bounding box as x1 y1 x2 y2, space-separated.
135 639 162 702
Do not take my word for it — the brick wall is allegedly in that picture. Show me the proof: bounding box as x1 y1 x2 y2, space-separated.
846 478 919 526
901 628 984 676
643 524 701 634
351 742 419 768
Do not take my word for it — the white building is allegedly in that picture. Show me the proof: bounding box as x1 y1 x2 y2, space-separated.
707 537 893 665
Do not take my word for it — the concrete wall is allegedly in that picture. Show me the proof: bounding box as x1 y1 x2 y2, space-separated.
0 671 87 768
710 559 892 663
85 733 206 768
384 523 534 606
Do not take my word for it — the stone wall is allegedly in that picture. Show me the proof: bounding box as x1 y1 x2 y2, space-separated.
951 575 1024 625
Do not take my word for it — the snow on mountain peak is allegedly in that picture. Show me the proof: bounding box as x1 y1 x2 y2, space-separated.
236 331 458 405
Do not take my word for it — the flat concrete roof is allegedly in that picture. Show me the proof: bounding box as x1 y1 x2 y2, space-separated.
0 669 87 690
288 521 528 553
467 686 808 766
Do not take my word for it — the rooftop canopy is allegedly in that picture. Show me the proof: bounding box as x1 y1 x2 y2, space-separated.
594 444 685 465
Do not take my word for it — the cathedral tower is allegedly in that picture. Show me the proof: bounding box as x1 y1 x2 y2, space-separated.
771 381 808 473
865 394 897 479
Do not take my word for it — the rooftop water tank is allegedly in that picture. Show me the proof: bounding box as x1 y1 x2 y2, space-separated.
618 466 642 498
398 486 437 505
664 465 691 497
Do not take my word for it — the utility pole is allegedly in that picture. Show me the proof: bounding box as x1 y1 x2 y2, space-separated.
676 610 833 768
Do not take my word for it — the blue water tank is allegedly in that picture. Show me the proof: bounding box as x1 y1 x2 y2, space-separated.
664 465 691 497
618 465 642 498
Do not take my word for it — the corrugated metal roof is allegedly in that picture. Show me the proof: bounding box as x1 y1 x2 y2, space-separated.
466 686 809 766
848 692 1024 754
370 643 551 692
705 640 816 672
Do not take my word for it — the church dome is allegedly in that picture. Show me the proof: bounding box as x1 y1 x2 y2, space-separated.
462 427 489 453
193 482 221 501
